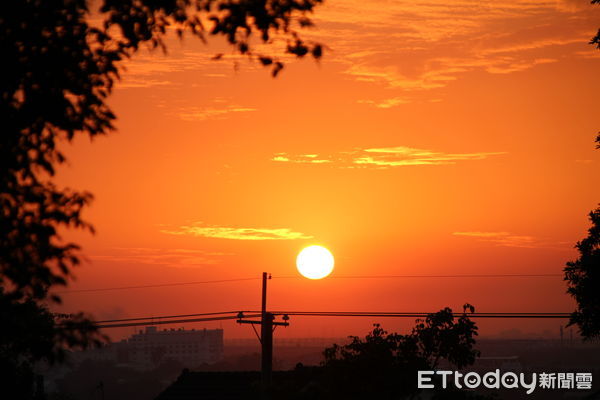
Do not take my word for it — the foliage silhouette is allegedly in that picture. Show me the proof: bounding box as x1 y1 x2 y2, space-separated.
318 305 480 399
1 1 324 398
575 4 600 340
591 0 600 48
0 288 103 400
1 0 323 302
564 206 600 339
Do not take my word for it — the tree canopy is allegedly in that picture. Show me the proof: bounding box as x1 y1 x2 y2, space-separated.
564 206 600 339
1 0 323 304
1 1 323 397
318 305 480 399
566 4 600 340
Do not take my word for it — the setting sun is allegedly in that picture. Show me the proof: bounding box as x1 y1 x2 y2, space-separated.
296 245 335 280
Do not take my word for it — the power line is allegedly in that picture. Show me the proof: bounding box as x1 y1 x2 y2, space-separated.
95 311 241 324
242 310 570 317
94 314 261 329
56 277 260 294
250 311 571 319
275 274 562 279
76 310 572 329
54 273 562 294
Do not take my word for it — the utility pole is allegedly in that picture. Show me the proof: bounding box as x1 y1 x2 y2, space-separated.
237 272 289 399
260 272 273 390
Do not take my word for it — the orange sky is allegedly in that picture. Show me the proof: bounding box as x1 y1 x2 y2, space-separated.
54 0 600 340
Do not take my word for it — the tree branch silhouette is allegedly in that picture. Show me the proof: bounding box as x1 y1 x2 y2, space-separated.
320 305 480 399
564 206 600 339
0 1 324 397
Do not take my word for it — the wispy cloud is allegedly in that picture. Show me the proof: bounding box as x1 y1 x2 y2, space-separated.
118 50 256 89
118 50 212 88
358 97 411 108
555 0 592 12
176 105 256 121
452 231 567 249
89 247 231 267
484 58 558 74
119 78 173 89
271 153 332 164
357 147 506 166
161 223 313 240
307 0 599 92
272 146 506 168
112 1 598 94
345 64 459 90
480 38 583 56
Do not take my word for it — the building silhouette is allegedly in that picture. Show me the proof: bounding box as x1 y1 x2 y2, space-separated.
127 326 224 367
74 326 224 370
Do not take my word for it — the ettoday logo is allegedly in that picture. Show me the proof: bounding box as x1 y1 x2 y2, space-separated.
417 370 593 395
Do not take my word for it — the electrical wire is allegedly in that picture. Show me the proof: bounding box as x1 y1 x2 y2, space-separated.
274 274 562 279
243 310 571 316
95 314 262 329
56 277 260 294
69 310 572 329
259 312 571 319
94 311 242 324
54 273 562 294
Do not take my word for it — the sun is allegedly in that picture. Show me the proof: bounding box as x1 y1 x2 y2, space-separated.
296 245 334 280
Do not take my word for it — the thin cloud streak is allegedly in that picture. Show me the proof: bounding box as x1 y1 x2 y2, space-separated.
176 106 257 121
89 247 231 267
162 223 313 240
272 146 506 168
358 97 411 108
452 231 567 249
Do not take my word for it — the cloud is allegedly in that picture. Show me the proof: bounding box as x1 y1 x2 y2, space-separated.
118 78 173 89
345 64 461 90
357 147 506 166
176 105 257 121
117 50 212 89
453 231 512 238
117 50 257 89
484 58 558 74
166 96 257 121
161 223 313 240
107 0 597 96
89 247 231 267
105 0 598 95
574 50 600 59
271 153 331 164
272 146 506 168
480 38 583 56
453 231 549 248
342 53 562 90
555 0 592 12
307 0 598 92
358 97 411 108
